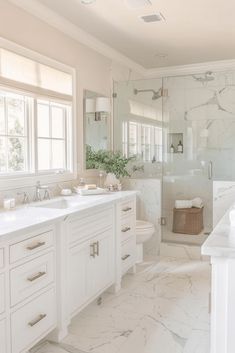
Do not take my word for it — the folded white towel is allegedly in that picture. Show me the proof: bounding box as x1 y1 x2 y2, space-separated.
175 200 193 209
175 197 203 209
192 197 203 209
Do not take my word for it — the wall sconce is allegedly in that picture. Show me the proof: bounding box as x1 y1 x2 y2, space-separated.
95 97 110 121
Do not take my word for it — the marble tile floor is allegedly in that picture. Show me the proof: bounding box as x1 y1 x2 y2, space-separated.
33 257 211 353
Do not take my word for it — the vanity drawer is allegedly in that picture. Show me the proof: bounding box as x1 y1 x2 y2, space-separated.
120 217 135 243
0 248 4 269
120 199 135 218
11 287 56 353
10 252 55 307
0 319 7 353
0 273 5 314
121 237 136 274
10 230 54 264
69 208 113 245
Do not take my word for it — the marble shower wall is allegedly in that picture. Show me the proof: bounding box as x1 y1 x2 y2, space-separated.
162 71 235 244
123 178 161 258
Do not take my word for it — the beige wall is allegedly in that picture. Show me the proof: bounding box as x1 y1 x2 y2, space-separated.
0 0 142 174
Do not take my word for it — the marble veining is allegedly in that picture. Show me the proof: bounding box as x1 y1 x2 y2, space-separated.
34 257 210 353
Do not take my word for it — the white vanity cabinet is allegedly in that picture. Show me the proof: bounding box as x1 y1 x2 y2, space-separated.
0 225 57 353
0 191 137 352
68 206 115 317
115 197 136 291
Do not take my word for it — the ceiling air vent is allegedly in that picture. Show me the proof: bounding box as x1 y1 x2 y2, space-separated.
141 12 165 23
125 0 152 8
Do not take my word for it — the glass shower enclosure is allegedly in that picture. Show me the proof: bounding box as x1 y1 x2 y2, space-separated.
114 70 235 247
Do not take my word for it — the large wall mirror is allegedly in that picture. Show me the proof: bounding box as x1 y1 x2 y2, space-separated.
84 90 111 169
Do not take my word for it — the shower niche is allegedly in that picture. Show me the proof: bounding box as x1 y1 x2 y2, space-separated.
168 133 183 154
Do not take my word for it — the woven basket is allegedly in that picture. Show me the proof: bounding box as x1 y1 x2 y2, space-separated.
172 207 204 235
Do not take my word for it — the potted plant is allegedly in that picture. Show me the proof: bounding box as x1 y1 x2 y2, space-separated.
86 145 133 186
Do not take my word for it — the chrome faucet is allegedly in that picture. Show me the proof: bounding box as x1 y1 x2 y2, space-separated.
34 181 50 201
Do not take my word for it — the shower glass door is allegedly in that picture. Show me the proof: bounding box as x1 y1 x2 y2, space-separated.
161 71 235 245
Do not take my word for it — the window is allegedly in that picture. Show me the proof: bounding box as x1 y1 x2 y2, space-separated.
0 42 75 185
37 100 71 172
122 121 162 162
0 90 29 174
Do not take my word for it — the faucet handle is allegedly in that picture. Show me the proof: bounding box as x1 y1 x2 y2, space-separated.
43 188 51 200
17 191 30 204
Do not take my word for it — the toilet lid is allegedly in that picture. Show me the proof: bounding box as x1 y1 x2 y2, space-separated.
136 220 154 230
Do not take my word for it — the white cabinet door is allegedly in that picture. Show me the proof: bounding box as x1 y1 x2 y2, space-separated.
87 228 114 298
0 319 7 353
69 242 89 315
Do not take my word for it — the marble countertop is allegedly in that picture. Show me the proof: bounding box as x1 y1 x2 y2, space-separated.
0 191 137 239
202 204 235 258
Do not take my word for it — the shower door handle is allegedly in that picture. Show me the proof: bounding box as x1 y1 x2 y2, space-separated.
208 161 213 180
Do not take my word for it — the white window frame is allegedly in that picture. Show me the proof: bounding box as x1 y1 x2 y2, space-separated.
0 38 77 191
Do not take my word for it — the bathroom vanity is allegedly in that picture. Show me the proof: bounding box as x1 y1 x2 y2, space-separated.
202 205 235 353
0 191 136 353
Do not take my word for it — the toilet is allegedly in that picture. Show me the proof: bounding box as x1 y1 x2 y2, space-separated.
136 220 155 263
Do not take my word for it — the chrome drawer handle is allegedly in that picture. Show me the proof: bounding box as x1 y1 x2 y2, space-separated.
27 271 46 282
28 313 47 327
122 207 132 212
27 241 45 251
122 227 131 233
90 243 96 258
122 254 131 261
95 241 99 256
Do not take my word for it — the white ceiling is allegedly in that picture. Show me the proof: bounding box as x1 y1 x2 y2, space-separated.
18 0 235 69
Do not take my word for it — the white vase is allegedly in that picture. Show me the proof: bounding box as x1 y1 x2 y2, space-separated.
104 173 119 187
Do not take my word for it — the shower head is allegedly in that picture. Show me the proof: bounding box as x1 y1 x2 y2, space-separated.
133 88 162 100
192 71 215 83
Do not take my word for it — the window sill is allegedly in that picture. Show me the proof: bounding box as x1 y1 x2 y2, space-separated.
0 171 77 191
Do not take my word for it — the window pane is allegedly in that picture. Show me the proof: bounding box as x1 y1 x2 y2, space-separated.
51 106 64 138
7 95 25 136
0 97 5 134
37 103 50 137
52 140 65 169
8 137 26 172
0 137 6 172
38 139 50 170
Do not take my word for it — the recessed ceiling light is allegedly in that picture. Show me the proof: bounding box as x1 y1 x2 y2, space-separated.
125 0 152 8
80 0 96 5
141 12 166 23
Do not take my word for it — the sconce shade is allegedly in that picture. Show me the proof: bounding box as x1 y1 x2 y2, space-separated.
86 98 96 113
95 97 110 113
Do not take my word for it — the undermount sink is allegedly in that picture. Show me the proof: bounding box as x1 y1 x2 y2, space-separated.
32 194 108 210
33 199 75 209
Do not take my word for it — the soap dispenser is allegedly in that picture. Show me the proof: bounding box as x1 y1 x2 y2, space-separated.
177 140 183 153
170 143 175 153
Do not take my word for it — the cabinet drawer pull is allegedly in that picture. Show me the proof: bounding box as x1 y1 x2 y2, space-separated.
26 241 45 251
90 243 96 258
122 207 132 212
122 227 131 233
27 271 46 282
95 241 100 256
122 254 131 261
28 313 47 327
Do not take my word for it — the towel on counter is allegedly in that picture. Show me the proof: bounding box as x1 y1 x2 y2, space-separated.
175 197 203 209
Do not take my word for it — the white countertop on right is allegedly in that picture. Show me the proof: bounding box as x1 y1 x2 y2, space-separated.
202 204 235 258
